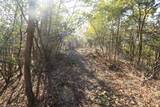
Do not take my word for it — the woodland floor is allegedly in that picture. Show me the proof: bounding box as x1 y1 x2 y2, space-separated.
0 48 160 107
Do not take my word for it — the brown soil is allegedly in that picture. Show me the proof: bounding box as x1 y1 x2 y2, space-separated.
0 48 160 107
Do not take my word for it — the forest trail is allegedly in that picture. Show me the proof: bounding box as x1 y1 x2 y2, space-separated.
47 48 160 107
0 48 160 107
1 0 160 107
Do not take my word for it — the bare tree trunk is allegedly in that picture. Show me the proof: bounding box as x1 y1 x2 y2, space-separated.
138 33 143 64
129 32 135 62
23 0 36 106
115 17 121 61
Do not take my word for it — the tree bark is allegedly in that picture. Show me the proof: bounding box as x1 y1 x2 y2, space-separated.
23 0 36 107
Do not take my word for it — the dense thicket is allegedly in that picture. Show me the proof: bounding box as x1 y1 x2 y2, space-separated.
0 0 79 106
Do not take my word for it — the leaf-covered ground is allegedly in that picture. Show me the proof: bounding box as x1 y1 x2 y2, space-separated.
0 48 160 107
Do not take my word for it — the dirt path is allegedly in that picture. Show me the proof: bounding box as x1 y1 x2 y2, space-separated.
51 49 160 107
0 48 160 107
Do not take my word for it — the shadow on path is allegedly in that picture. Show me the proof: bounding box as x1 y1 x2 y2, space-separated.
48 50 128 107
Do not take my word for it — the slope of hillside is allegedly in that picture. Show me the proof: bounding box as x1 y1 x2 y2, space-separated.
0 48 160 107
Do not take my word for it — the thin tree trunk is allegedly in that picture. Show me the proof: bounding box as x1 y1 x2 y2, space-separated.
23 0 36 106
138 33 143 64
115 17 120 61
